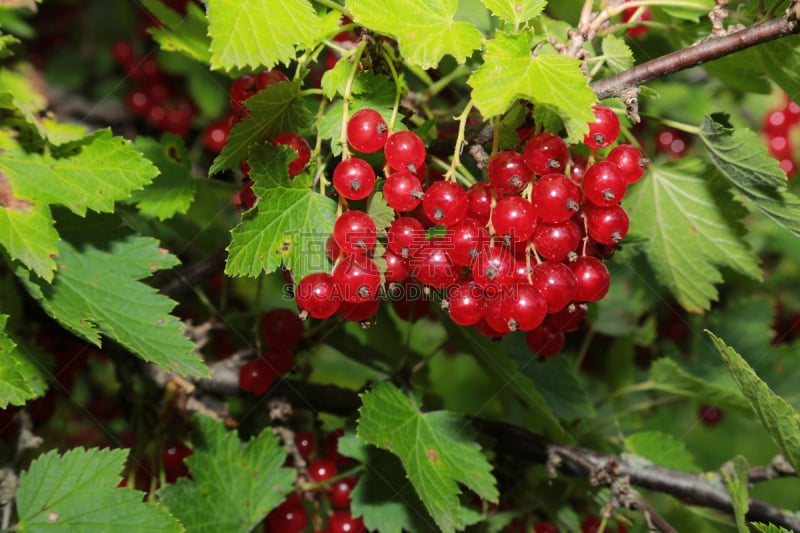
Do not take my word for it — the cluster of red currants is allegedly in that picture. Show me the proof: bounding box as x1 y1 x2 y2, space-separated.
294 105 646 357
266 429 363 533
763 93 800 178
238 309 305 395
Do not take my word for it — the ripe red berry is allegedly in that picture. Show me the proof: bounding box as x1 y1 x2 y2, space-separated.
234 179 257 210
582 161 627 206
585 203 630 245
446 280 485 326
533 521 561 533
267 500 309 533
569 153 589 184
410 238 458 288
532 261 578 313
256 69 289 89
382 248 411 282
387 216 426 258
328 476 358 509
333 158 376 200
384 170 423 212
238 358 274 394
523 133 569 175
655 127 690 158
423 181 469 227
532 221 581 262
488 150 533 195
332 255 381 303
262 308 304 350
491 195 537 243
448 218 489 266
262 346 295 376
296 272 340 318
533 173 581 223
584 105 620 149
333 210 377 255
323 429 352 466
568 256 610 302
472 246 516 290
466 182 494 225
294 429 315 460
384 130 426 173
338 298 381 322
347 108 389 153
203 116 232 153
274 133 311 176
526 321 566 357
162 441 192 482
328 510 365 533
606 144 647 184
309 458 338 483
699 404 723 426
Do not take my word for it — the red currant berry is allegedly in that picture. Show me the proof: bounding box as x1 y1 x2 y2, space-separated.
296 272 340 318
699 404 723 426
383 248 411 282
333 210 377 255
622 1 652 37
126 89 150 116
466 182 494 225
255 69 289 90
323 429 352 467
111 39 136 68
446 280 485 326
534 521 561 533
568 256 610 302
606 144 647 184
410 238 458 288
347 108 388 153
309 458 338 483
274 133 311 176
267 500 309 533
488 150 533 195
384 130 426 173
326 234 341 261
294 430 315 460
423 181 469 227
569 153 589 184
333 158 376 200
533 173 581 223
532 221 581 262
448 218 489 266
262 346 295 376
384 170 423 212
484 283 547 332
203 116 232 153
163 441 192 482
338 298 380 322
585 203 630 245
473 316 508 338
523 133 569 175
549 304 586 332
262 308 304 350
328 510 365 533
582 161 627 206
491 195 537 243
655 127 690 158
532 261 578 313
764 109 790 135
472 246 516 290
526 321 566 357
234 179 257 211
332 255 381 303
387 216 426 258
584 105 620 148
328 476 358 509
238 358 274 394
229 74 258 115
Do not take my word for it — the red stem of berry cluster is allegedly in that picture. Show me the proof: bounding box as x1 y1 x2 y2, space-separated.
591 13 800 100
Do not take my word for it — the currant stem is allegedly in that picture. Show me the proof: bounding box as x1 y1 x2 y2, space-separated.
446 100 475 182
339 39 368 160
313 97 330 196
430 155 477 187
425 64 471 98
380 42 403 131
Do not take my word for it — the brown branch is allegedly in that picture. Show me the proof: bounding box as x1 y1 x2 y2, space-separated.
591 13 800 101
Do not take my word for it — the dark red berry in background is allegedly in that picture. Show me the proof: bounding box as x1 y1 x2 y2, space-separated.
324 429 353 467
473 316 508 338
466 181 494 225
581 516 627 533
423 181 469 227
256 69 289 89
296 272 340 319
524 133 569 175
491 195 537 243
274 133 311 176
654 127 690 158
569 256 611 302
328 510 365 533
584 105 620 149
533 520 561 533
262 308 304 350
163 441 192 482
333 158 376 201
238 358 274 394
549 304 586 333
347 108 388 153
267 499 309 533
203 115 232 153
332 255 381 303
333 210 377 255
263 346 295 376
229 74 257 115
488 150 533 195
569 153 588 184
326 234 341 262
308 458 338 483
526 321 566 357
606 144 647 184
294 429 315 460
699 404 723 426
384 170 423 212
582 161 627 207
328 476 358 509
385 130 427 173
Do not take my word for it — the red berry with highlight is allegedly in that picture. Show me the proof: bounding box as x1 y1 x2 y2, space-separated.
238 359 274 394
333 158 376 200
385 130 426 173
333 211 377 255
332 255 381 303
607 144 647 184
488 150 533 195
524 133 569 175
296 273 340 318
569 256 610 302
347 108 388 153
582 161 627 206
384 170 423 212
584 105 620 148
533 173 581 223
423 181 469 227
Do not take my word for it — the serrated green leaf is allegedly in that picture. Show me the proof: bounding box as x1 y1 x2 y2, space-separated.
705 296 775 364
480 0 545 25
624 158 761 312
210 80 311 174
225 144 336 281
468 33 595 143
0 199 59 281
625 430 700 472
143 0 211 64
339 434 437 533
649 358 750 413
0 315 34 407
347 0 482 69
207 0 323 71
0 129 159 216
708 331 800 472
722 455 750 533
599 35 633 73
320 56 352 100
357 382 497 533
754 35 800 97
752 523 793 533
0 66 47 112
0 33 19 59
366 192 394 234
130 135 196 220
699 114 800 238
16 447 181 532
160 414 295 533
22 232 207 378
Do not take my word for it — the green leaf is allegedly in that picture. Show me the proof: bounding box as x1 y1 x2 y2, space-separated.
625 430 700 472
708 331 800 472
753 35 800 97
0 315 34 407
225 144 337 281
699 114 800 238
130 135 196 220
722 455 750 533
366 192 394 234
143 0 211 64
347 0 483 69
0 33 19 59
16 448 181 532
357 382 498 533
0 198 59 281
210 80 311 174
598 35 633 73
468 33 595 143
656 0 713 21
480 0 546 25
752 524 793 533
207 0 324 71
624 158 761 312
160 414 295 533
705 296 775 365
649 358 750 413
22 232 207 378
339 434 436 533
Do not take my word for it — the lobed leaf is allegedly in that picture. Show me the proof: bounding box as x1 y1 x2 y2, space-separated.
648 358 750 413
159 414 295 533
357 382 498 533
130 135 197 220
143 0 211 64
468 32 595 143
479 0 546 26
625 430 700 472
16 448 181 532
